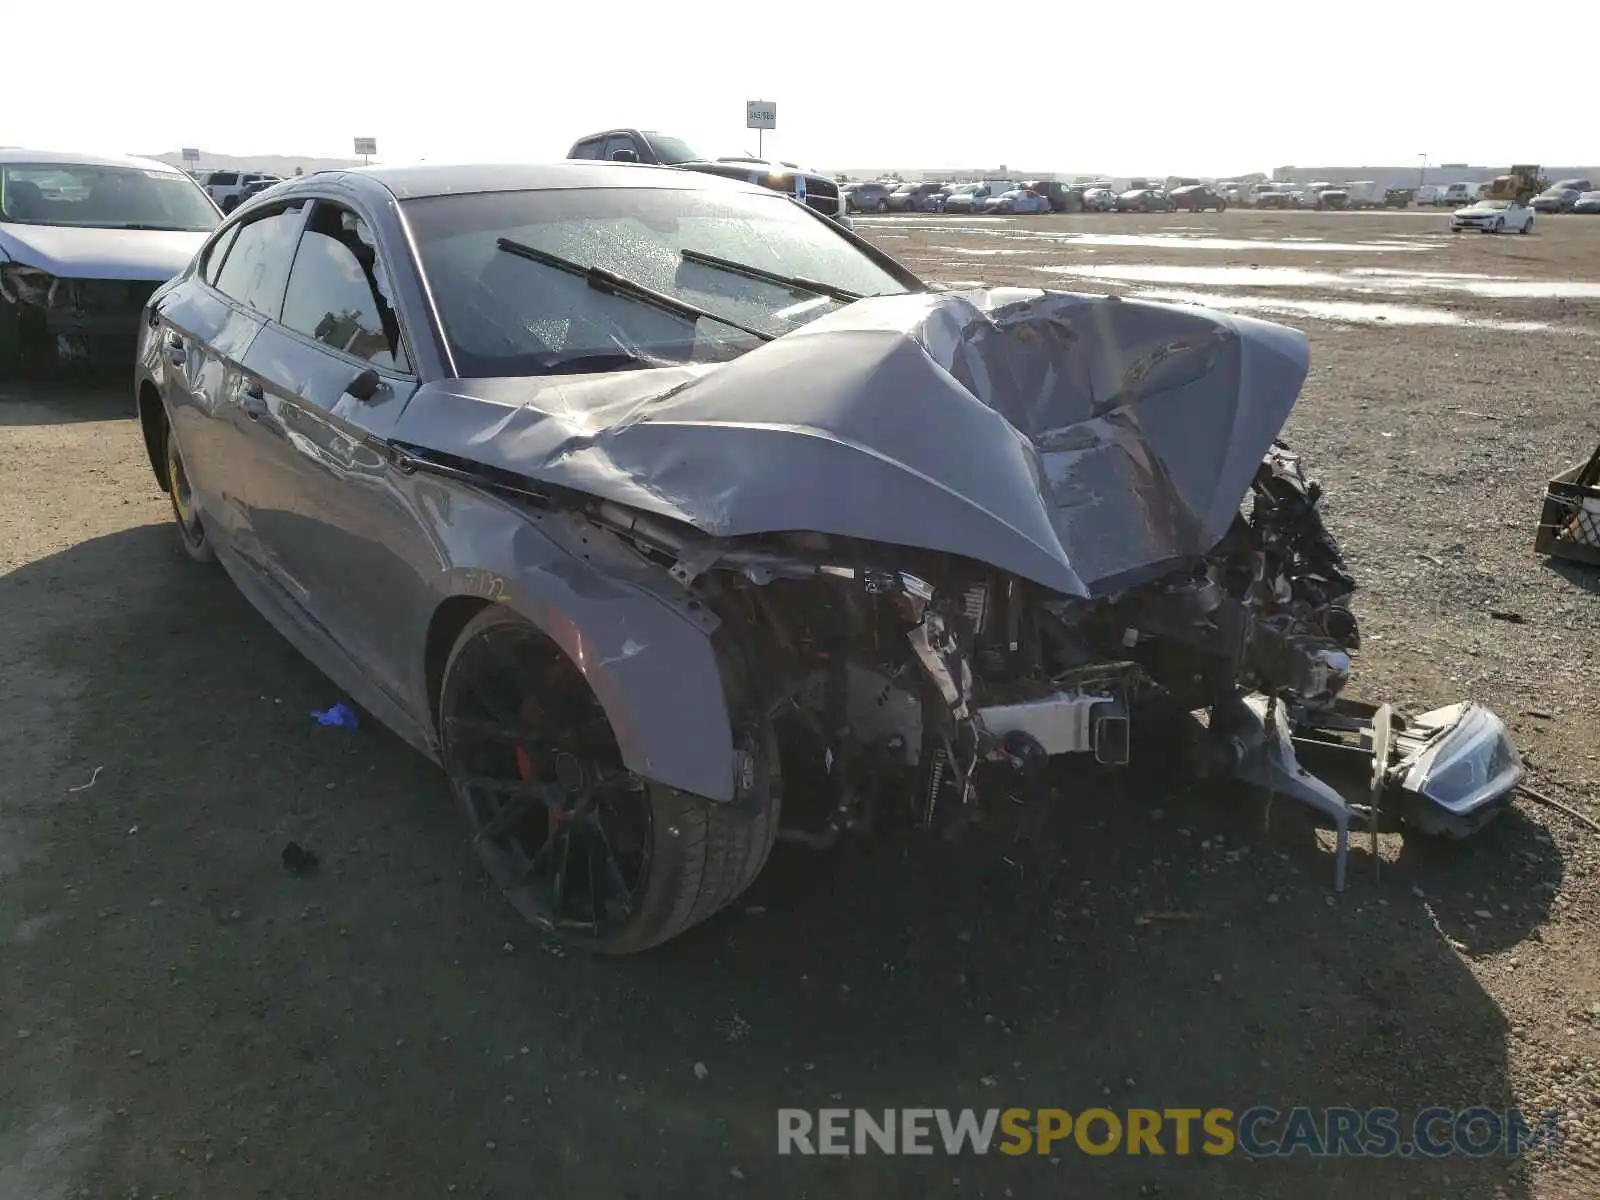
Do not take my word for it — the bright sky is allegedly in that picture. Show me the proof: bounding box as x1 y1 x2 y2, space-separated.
12 2 1592 176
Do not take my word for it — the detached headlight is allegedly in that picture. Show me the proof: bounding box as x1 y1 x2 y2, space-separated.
0 263 79 311
1400 703 1523 816
0 263 57 307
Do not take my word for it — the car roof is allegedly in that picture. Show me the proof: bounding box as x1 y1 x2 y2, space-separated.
266 160 777 203
0 147 185 174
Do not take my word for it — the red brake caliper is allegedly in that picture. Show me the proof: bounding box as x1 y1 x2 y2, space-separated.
514 745 535 781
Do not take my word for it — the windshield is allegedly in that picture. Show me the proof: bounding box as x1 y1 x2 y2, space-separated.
403 185 917 379
643 133 703 165
1476 200 1512 210
0 163 219 231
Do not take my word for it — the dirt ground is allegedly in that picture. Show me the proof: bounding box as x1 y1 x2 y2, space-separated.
3 208 1599 1200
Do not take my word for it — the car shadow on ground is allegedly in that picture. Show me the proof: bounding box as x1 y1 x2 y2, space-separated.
0 370 132 426
0 523 1558 1199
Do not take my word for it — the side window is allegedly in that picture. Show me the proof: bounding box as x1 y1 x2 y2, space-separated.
572 138 604 160
213 202 305 317
202 224 241 286
210 172 238 187
601 135 636 162
279 202 409 372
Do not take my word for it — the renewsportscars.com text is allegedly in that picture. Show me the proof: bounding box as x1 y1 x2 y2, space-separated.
777 1107 1562 1158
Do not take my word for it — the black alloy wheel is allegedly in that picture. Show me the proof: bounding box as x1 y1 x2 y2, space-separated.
439 607 779 953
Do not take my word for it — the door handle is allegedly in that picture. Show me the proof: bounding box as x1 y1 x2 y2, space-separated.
241 381 267 419
165 334 186 365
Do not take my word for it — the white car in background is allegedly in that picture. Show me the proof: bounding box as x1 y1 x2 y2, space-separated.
0 149 219 374
201 169 283 214
1449 198 1534 234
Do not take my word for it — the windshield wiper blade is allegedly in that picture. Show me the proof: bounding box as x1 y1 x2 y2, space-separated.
532 349 667 375
494 238 773 342
678 248 863 304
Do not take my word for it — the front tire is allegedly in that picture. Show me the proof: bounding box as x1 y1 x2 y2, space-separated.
439 606 780 954
165 426 215 563
1520 218 1532 235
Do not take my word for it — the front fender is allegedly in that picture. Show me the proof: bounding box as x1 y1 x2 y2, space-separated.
426 492 737 802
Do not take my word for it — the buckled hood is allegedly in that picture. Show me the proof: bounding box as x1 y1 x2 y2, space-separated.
391 287 1311 598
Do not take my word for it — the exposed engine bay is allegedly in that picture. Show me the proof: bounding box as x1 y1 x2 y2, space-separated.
579 440 1519 885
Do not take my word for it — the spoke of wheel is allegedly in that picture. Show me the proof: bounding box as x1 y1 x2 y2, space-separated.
550 822 574 921
471 781 553 844
587 835 605 933
590 811 634 918
510 837 553 889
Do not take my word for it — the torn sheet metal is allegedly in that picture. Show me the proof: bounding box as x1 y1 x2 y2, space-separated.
390 288 1311 599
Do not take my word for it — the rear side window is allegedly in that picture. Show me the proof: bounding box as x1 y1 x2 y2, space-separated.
212 202 304 316
202 224 241 285
601 135 637 162
571 138 605 160
209 172 238 186
279 202 409 371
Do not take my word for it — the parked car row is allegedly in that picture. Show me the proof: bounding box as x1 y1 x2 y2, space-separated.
1532 180 1598 213
839 178 1233 216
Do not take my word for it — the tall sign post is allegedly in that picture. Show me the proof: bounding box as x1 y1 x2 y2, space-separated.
745 101 776 159
353 137 377 166
181 147 200 173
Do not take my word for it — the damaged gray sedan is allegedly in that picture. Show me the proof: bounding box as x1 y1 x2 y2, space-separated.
134 163 1524 953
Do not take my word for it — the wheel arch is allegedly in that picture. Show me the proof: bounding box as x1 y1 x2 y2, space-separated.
137 380 170 491
420 553 739 803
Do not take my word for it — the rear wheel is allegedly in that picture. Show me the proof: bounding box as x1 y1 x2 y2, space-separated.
165 426 215 563
439 606 780 954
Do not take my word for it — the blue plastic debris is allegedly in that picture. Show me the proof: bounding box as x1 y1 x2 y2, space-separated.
311 703 359 729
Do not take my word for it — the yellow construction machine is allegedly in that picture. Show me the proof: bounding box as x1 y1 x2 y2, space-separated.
1484 165 1548 205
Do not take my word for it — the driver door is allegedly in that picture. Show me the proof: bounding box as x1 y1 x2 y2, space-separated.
236 198 423 705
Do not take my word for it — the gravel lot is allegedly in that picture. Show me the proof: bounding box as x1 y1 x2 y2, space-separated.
2 208 1598 1199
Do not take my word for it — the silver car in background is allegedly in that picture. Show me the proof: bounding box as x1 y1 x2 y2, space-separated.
1 149 219 374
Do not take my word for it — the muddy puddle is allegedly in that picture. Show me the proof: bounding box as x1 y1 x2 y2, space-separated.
1042 263 1600 300
1131 288 1559 332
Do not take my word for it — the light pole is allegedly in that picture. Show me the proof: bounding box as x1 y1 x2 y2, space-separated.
1417 153 1427 189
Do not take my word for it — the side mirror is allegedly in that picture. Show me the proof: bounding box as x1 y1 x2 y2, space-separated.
346 367 382 402
610 148 638 163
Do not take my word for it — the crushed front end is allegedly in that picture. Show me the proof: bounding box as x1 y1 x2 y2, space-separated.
0 263 161 368
394 284 1526 886
582 438 1523 884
